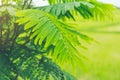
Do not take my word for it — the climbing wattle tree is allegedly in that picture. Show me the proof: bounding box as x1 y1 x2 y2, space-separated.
0 0 117 80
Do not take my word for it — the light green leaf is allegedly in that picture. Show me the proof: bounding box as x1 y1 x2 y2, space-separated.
16 9 93 67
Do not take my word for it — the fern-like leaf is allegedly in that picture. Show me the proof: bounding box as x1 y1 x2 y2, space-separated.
16 9 93 67
34 1 94 19
90 1 117 20
34 1 116 20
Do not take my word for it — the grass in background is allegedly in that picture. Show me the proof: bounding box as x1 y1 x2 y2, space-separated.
75 19 120 80
78 33 120 80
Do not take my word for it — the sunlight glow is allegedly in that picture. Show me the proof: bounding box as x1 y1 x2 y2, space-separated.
98 0 120 7
32 0 120 7
0 0 119 7
32 0 49 6
0 0 1 6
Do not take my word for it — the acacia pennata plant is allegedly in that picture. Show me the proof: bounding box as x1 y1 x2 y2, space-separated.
0 0 117 80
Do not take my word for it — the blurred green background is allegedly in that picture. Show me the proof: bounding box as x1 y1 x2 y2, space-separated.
71 12 120 80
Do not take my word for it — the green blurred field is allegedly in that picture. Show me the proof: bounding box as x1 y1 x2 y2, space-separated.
76 20 120 80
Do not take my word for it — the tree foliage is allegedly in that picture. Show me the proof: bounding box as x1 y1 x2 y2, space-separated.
35 1 116 20
16 9 93 66
0 0 117 80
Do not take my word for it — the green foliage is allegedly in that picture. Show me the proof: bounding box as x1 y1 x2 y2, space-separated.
0 5 17 53
16 9 93 67
90 1 117 20
0 0 118 80
34 1 94 19
34 1 117 20
10 44 75 80
48 0 96 4
0 54 16 80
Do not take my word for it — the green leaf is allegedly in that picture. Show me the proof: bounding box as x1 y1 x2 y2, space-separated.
16 9 93 67
34 2 94 20
34 1 117 20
